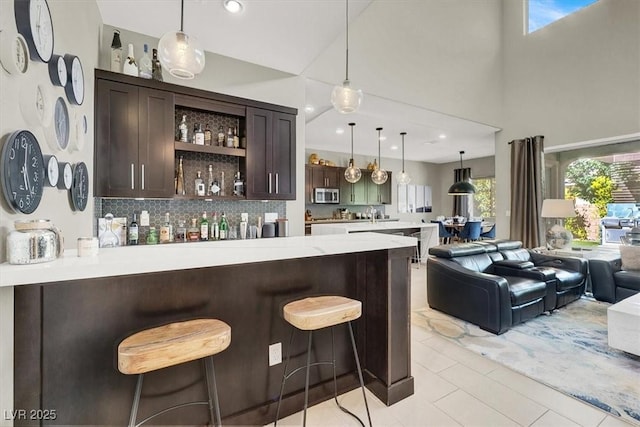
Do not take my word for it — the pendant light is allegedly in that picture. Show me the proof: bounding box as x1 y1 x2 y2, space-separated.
447 150 476 195
371 127 388 185
158 0 205 79
396 132 411 185
331 0 363 114
344 122 362 183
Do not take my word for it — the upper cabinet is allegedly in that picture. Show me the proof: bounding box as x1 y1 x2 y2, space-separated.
338 169 392 206
306 165 342 203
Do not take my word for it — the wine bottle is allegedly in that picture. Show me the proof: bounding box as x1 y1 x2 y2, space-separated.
151 48 163 81
110 30 122 73
123 43 138 76
200 212 209 241
128 213 139 245
219 212 229 240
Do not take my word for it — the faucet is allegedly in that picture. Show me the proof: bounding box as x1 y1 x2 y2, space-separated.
367 206 377 224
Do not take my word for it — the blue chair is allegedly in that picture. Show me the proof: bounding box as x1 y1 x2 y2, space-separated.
458 221 482 242
480 223 496 240
432 220 455 244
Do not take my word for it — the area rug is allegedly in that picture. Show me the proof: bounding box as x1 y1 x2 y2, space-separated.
412 297 640 425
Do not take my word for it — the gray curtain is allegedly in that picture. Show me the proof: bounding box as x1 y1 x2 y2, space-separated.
452 167 472 217
509 136 545 248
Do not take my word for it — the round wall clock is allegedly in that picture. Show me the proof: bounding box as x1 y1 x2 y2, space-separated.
48 54 67 86
14 0 54 63
19 82 53 128
46 96 69 151
43 154 58 187
57 161 72 190
63 54 84 105
1 130 45 214
70 161 88 211
0 30 30 75
69 112 86 152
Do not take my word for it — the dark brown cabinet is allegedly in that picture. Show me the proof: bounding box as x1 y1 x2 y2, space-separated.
95 79 174 198
245 107 296 200
307 164 342 203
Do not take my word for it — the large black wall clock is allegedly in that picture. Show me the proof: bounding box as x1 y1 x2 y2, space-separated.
1 130 45 214
14 0 54 63
70 161 88 211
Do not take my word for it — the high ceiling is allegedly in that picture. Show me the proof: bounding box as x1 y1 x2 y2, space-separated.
97 0 499 164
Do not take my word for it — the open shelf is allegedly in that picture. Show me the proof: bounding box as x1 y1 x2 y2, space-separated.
175 141 246 157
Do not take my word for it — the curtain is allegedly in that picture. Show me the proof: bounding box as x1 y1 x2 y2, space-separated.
509 136 544 248
452 167 472 217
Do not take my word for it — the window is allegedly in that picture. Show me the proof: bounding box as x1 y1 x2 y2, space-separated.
473 177 496 219
527 0 598 33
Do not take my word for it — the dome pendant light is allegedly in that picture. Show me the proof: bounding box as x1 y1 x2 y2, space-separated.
447 150 476 195
331 0 363 114
396 132 411 185
344 122 362 183
371 127 388 185
158 0 205 79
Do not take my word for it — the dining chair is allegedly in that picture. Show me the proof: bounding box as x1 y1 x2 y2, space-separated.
480 223 496 240
458 221 482 242
432 220 454 244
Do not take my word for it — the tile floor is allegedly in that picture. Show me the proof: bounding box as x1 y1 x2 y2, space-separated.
269 265 635 427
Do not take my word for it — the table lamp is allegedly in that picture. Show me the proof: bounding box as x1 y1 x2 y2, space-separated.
541 199 576 249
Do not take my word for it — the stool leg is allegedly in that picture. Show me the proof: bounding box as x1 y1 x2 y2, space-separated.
302 331 313 427
129 374 144 427
348 322 372 427
204 356 222 427
275 328 296 426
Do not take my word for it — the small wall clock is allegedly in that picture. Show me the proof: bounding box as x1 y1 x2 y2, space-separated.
49 97 70 151
14 0 54 63
1 130 45 214
19 82 53 128
43 154 58 187
70 161 88 211
48 54 67 86
57 161 72 190
63 54 84 105
0 30 30 75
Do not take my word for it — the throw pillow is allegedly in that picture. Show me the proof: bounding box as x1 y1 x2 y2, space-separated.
620 245 640 271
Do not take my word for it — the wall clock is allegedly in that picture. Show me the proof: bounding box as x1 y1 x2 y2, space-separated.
69 112 86 152
57 161 72 190
1 130 45 214
43 154 58 187
70 161 88 211
14 0 54 63
48 54 67 86
63 54 84 105
46 96 69 151
0 30 30 75
19 82 52 127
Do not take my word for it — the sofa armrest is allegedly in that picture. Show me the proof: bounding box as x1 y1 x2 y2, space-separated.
588 258 621 303
529 251 588 275
492 260 535 270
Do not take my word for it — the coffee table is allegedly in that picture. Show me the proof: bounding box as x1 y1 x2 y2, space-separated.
608 292 640 356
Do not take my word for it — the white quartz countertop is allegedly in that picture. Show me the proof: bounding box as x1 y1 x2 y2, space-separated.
311 221 437 235
0 232 416 287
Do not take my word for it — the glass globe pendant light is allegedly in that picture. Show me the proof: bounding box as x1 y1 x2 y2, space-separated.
371 127 388 185
396 132 411 185
331 0 363 114
344 122 362 183
158 0 205 79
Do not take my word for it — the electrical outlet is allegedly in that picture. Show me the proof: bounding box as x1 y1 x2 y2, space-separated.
269 342 282 366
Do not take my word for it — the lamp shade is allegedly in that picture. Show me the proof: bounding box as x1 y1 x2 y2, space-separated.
331 80 363 114
448 181 475 195
157 30 205 79
541 199 575 218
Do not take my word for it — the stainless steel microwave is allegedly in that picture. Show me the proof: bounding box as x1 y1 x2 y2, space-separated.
314 188 339 204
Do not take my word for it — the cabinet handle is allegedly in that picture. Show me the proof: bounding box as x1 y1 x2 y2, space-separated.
141 164 145 190
268 173 272 194
275 173 279 194
131 163 135 190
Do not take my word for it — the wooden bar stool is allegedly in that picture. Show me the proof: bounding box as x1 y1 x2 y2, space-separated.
117 318 231 427
274 296 372 426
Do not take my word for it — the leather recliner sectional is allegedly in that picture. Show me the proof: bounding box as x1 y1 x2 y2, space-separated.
589 258 640 303
427 240 588 335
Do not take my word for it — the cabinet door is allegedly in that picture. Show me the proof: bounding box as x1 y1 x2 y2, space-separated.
245 107 272 199
379 172 392 204
95 80 139 197
271 112 296 199
305 165 313 203
324 167 341 188
138 88 175 198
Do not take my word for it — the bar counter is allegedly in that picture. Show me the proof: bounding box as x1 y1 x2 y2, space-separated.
1 233 416 426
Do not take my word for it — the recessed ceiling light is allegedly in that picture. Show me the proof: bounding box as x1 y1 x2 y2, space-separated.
223 0 243 14
390 145 398 150
380 135 387 141
439 133 447 139
423 140 438 145
304 104 315 113
336 128 345 135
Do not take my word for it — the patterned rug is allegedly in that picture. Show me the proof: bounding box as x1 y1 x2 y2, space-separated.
412 297 640 425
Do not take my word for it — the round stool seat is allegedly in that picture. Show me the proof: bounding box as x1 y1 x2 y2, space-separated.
118 318 231 375
283 296 361 331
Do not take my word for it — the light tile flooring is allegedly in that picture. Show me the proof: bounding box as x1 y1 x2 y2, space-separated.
270 265 635 427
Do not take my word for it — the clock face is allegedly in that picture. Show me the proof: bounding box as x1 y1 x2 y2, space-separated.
53 97 69 150
57 162 72 190
48 54 67 86
15 0 54 63
20 82 52 127
71 161 88 211
0 32 30 75
44 154 58 187
1 130 45 214
64 54 84 105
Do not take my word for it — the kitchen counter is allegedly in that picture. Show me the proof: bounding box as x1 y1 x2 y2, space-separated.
304 218 400 225
311 221 438 235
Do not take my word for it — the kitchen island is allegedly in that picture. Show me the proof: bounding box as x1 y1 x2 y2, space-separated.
0 233 415 426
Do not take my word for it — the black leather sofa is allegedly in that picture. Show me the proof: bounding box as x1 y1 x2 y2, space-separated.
427 240 588 334
589 258 640 303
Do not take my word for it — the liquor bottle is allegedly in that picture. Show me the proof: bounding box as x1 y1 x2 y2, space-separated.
176 220 187 242
233 126 240 148
211 212 219 240
176 156 185 195
146 226 158 244
139 44 152 79
179 115 188 142
160 212 173 243
195 171 205 196
110 30 122 73
194 123 205 145
219 212 229 240
226 127 234 147
123 43 138 76
187 218 200 241
217 126 225 146
233 171 244 197
220 171 225 196
128 213 139 245
200 212 209 241
151 48 163 81
207 165 214 196
204 124 212 146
